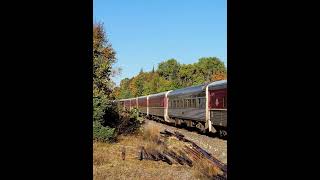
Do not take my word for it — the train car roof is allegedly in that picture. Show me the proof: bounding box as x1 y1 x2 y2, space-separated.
137 95 148 99
117 80 227 101
148 91 169 98
119 98 133 101
168 84 207 97
208 80 227 90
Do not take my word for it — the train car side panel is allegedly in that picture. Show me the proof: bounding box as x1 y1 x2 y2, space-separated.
207 80 227 129
168 84 207 122
209 88 227 127
131 98 137 109
148 93 165 117
138 96 148 115
124 99 131 112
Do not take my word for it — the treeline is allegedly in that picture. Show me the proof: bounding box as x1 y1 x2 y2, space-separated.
114 58 227 99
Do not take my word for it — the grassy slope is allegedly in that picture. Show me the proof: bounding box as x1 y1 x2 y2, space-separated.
93 122 220 180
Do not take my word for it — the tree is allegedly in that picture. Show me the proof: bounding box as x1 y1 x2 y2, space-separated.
93 22 116 98
93 22 118 124
157 59 181 81
194 57 227 84
142 72 154 95
135 76 144 96
178 64 195 87
152 66 155 73
212 69 227 81
150 72 160 93
119 78 132 99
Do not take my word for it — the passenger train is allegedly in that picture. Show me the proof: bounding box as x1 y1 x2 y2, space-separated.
116 80 227 136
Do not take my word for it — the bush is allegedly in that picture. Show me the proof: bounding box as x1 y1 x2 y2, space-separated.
94 95 120 128
116 109 142 135
93 95 109 125
103 101 120 127
93 121 115 142
129 108 139 120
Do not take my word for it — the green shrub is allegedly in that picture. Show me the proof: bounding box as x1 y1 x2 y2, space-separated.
129 108 139 120
93 121 115 142
93 95 109 125
94 95 120 127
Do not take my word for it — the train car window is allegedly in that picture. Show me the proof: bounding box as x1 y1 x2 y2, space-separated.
196 99 199 108
201 98 206 108
192 99 196 108
184 99 187 107
210 96 215 108
211 95 224 109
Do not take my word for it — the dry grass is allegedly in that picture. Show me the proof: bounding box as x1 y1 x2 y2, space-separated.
93 124 223 180
142 124 161 142
191 156 224 180
93 136 194 180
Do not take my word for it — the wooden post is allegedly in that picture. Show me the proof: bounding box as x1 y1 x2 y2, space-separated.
121 146 126 160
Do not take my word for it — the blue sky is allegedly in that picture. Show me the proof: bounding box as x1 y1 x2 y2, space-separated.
94 0 227 86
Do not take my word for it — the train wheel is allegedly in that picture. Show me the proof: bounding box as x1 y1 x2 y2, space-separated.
196 122 206 134
219 130 227 138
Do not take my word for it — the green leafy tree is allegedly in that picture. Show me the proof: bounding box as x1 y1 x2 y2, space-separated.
157 59 181 81
195 57 226 83
135 76 144 96
152 66 155 73
93 22 119 126
118 78 132 99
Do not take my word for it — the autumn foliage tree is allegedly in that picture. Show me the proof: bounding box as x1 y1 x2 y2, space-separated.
93 22 119 128
116 57 227 99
